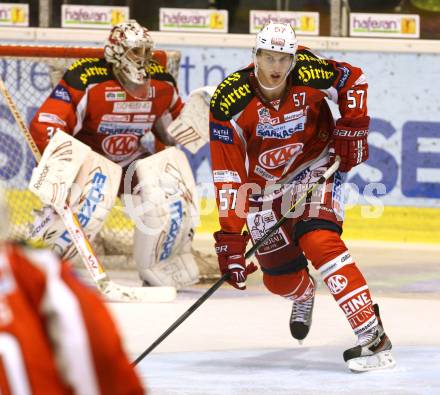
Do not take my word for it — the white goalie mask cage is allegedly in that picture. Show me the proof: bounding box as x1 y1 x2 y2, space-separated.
253 22 299 91
104 19 154 99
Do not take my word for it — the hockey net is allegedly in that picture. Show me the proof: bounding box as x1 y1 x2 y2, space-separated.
0 45 182 270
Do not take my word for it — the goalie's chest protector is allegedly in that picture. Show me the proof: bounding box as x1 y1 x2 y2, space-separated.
63 59 176 164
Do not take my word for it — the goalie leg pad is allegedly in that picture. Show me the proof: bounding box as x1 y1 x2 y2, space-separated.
29 150 121 259
125 147 199 288
136 248 199 288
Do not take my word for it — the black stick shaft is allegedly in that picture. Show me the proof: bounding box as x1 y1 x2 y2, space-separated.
132 157 340 365
132 273 228 365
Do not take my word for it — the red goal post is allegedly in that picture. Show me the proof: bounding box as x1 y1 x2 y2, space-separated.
0 44 181 266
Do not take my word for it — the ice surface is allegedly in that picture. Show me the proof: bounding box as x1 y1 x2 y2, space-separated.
105 241 440 395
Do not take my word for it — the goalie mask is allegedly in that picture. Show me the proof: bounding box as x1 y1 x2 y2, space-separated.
104 20 153 99
253 22 298 91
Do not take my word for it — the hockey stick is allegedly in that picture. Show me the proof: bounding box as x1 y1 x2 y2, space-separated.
132 156 341 364
0 77 176 302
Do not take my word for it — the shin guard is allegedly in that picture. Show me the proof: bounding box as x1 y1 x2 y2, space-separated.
299 230 377 336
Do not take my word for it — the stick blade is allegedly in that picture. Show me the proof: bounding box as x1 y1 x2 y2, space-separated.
99 280 177 303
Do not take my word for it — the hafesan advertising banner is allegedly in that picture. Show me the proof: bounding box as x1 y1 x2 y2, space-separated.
159 8 228 33
249 10 319 35
0 3 29 27
350 13 420 38
61 5 129 29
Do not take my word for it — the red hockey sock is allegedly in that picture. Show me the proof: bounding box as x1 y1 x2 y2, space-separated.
299 229 377 336
263 268 315 302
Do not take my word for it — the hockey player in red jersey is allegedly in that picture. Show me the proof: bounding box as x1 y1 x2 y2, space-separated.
209 22 395 372
0 192 145 394
30 21 180 164
28 20 200 290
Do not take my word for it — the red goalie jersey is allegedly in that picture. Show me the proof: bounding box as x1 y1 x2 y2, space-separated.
30 54 183 165
0 243 145 395
209 47 368 233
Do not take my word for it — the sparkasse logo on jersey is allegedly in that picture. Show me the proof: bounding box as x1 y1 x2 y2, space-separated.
256 117 306 139
97 122 147 136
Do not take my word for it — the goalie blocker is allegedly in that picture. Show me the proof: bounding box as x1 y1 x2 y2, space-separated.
123 147 200 288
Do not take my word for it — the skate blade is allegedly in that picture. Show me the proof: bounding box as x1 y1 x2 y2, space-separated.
347 351 396 373
298 340 304 345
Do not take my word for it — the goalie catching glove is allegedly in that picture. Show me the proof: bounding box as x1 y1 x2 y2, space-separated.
167 86 215 154
331 116 369 172
214 231 258 290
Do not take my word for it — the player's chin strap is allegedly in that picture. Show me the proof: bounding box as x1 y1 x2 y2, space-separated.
132 156 341 365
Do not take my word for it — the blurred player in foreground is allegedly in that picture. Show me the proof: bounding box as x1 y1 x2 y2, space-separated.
209 22 395 372
28 20 199 289
0 190 145 394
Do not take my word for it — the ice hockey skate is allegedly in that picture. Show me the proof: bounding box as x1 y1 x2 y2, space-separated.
343 304 396 372
289 275 316 343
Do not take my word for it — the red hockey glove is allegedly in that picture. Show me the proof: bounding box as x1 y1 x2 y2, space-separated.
331 116 370 172
213 231 258 290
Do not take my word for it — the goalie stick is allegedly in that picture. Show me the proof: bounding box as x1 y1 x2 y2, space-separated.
0 77 176 303
132 156 341 364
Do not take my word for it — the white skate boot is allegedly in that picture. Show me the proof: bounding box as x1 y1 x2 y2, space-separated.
289 275 316 343
343 304 396 372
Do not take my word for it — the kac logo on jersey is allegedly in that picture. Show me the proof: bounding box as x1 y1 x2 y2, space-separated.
258 143 304 169
50 85 71 103
102 134 138 159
